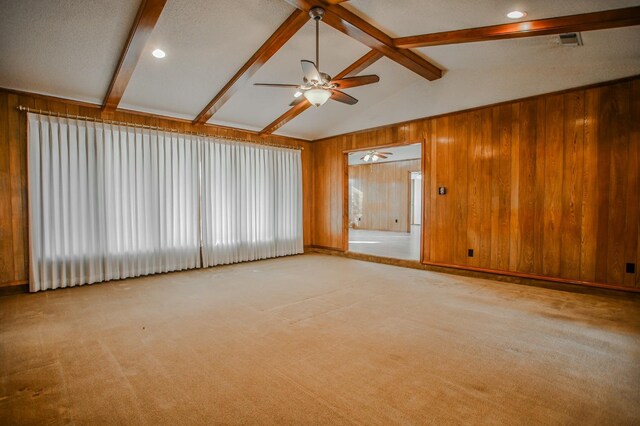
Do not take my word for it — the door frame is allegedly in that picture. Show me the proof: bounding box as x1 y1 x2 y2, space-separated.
342 140 425 261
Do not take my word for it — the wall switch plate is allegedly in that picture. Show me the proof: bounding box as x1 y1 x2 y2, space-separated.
626 263 636 274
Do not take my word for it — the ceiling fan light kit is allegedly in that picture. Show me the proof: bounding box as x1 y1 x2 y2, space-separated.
304 88 331 107
254 6 380 109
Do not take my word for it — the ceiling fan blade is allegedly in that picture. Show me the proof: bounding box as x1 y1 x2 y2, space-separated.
331 75 380 89
254 83 300 88
330 90 358 105
289 96 307 107
377 152 393 155
301 60 322 82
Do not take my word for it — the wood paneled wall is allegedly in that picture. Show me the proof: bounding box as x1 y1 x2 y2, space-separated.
348 159 420 232
311 77 640 290
0 88 312 287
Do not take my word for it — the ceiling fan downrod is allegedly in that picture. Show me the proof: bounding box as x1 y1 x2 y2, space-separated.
309 7 325 72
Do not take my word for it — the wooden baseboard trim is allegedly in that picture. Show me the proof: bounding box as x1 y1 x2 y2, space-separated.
305 245 345 253
304 248 640 296
0 279 28 288
421 261 639 294
0 283 29 296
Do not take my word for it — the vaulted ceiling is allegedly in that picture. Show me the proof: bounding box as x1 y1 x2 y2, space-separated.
1 0 639 140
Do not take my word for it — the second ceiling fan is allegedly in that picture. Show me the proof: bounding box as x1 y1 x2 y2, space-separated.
254 7 380 107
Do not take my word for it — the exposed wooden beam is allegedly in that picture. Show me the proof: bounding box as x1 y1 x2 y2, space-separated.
193 10 309 125
394 6 640 48
284 0 442 81
260 50 382 136
103 0 167 111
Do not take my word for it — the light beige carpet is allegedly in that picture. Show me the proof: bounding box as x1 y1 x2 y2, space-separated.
1 254 639 425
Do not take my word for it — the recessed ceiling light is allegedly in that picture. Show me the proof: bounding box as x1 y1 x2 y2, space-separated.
152 48 166 59
507 10 527 19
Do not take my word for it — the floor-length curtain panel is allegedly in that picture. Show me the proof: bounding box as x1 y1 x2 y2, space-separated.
201 139 303 266
27 113 201 292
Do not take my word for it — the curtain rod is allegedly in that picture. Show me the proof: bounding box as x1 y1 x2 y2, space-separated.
16 106 304 151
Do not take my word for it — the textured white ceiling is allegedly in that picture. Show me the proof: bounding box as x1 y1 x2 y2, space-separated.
1 0 639 140
342 0 640 37
0 0 142 103
120 0 295 118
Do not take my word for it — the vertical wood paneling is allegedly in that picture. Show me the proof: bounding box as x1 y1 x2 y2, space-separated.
453 113 469 265
478 108 493 269
433 116 452 263
594 87 613 283
491 105 512 271
560 90 584 279
330 138 340 248
580 88 599 282
466 110 482 268
422 121 431 261
348 159 420 233
7 94 27 282
514 99 537 273
625 98 639 287
429 119 438 262
311 77 640 290
0 93 15 282
508 103 520 272
605 83 630 284
532 97 547 274
631 80 640 288
542 95 564 277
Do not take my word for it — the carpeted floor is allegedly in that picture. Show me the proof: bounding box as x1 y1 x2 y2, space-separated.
1 254 639 425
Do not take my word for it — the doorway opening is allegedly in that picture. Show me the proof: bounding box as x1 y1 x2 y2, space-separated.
347 143 422 261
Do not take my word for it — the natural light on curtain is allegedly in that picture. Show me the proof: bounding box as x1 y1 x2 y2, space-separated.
200 139 303 266
27 113 304 292
28 113 200 292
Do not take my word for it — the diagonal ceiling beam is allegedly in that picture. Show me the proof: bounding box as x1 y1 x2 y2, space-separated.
193 10 309 125
103 0 167 111
260 50 383 136
394 6 640 48
284 0 442 81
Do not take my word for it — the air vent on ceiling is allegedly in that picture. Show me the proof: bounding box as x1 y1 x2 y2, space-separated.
559 32 583 47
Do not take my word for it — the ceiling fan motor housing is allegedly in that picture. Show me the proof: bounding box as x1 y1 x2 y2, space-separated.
309 7 325 21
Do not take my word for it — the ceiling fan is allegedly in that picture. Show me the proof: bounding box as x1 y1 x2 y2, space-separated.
254 7 380 107
358 150 392 162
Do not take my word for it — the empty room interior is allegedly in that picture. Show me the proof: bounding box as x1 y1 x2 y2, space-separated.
1 0 640 424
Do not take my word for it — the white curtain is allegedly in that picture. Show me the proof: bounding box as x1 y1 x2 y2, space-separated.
28 113 201 292
200 139 303 266
28 114 303 292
